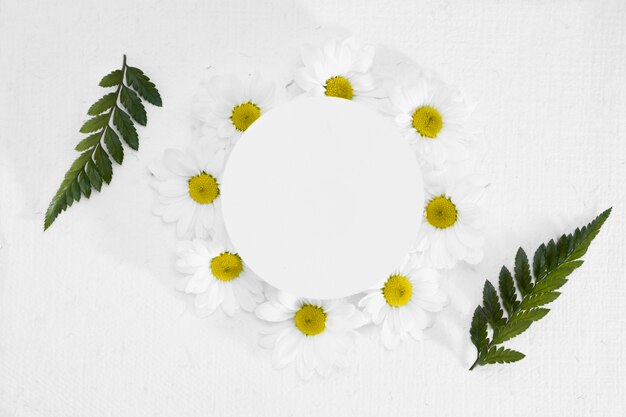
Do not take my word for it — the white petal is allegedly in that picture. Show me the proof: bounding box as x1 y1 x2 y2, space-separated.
407 302 430 329
163 149 197 177
274 290 301 311
157 179 187 198
185 269 212 294
327 303 368 331
176 203 196 238
395 113 412 128
349 73 376 93
381 315 400 349
232 279 258 312
217 120 237 139
294 68 320 92
273 330 304 369
300 44 323 70
416 290 447 312
156 201 184 223
194 286 222 317
295 338 317 379
256 301 293 322
220 285 238 316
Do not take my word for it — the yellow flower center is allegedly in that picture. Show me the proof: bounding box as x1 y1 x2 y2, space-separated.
210 252 244 282
382 274 413 307
188 172 219 204
425 195 458 229
231 102 261 132
324 76 354 100
294 304 327 336
412 106 443 138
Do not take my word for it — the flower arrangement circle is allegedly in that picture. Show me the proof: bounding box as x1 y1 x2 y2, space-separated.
151 37 485 379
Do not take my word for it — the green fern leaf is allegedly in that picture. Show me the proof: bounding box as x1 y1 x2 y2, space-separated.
104 129 124 164
482 280 506 328
567 208 612 261
77 171 91 198
74 133 101 151
519 291 561 309
532 243 547 281
87 92 117 116
544 239 558 273
479 346 525 365
469 209 611 370
93 145 113 184
44 55 161 230
498 266 519 316
120 85 147 125
514 248 533 296
532 276 568 294
510 307 550 323
79 114 109 134
470 306 489 351
491 319 532 344
125 66 162 106
85 160 102 191
99 70 122 87
113 108 139 150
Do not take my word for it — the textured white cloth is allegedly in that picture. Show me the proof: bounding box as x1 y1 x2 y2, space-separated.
0 0 624 416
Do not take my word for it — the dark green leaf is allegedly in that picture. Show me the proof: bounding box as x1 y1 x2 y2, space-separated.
532 243 546 281
532 277 568 294
85 160 102 191
120 86 147 125
79 114 109 134
482 280 506 328
492 320 532 344
556 234 570 263
510 307 550 323
77 170 91 198
44 56 161 230
470 306 489 351
567 208 612 261
534 261 583 293
104 128 124 164
44 196 64 230
69 152 93 172
125 66 162 106
64 190 74 206
113 108 138 150
99 69 122 87
498 266 519 316
93 145 113 184
514 247 533 296
544 239 557 274
74 133 101 151
468 209 610 370
480 346 525 365
87 92 117 115
70 179 81 201
520 291 561 309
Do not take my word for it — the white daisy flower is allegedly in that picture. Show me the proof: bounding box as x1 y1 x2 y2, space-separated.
294 37 377 101
386 75 473 167
256 289 368 379
197 73 275 147
358 257 446 349
150 141 226 238
412 173 486 269
176 239 264 317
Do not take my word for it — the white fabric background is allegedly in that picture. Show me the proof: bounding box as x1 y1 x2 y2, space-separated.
1 1 624 416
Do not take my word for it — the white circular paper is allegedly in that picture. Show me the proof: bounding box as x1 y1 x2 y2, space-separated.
221 97 423 299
